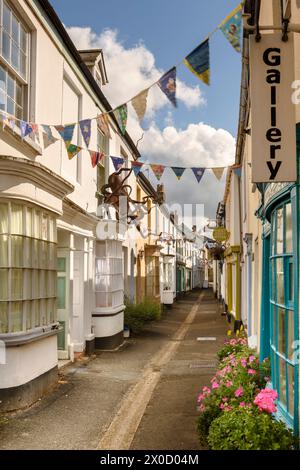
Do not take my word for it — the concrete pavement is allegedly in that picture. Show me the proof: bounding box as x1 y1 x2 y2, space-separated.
0 289 227 450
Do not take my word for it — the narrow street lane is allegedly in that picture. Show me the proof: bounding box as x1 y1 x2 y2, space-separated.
0 290 227 450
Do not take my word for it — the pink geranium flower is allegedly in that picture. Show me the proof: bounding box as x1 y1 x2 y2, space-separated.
222 397 228 402
198 404 206 412
225 380 233 387
240 358 247 368
212 381 219 389
247 369 256 375
239 401 246 408
254 388 278 414
234 386 244 398
197 394 204 403
249 355 256 364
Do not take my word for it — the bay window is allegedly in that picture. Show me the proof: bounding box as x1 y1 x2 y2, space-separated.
0 0 29 119
0 201 57 335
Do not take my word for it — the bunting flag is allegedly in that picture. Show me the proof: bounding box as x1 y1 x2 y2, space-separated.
20 121 33 139
111 156 125 171
2 116 15 131
89 150 104 168
219 4 242 53
66 143 82 160
171 167 186 180
131 89 149 122
212 167 225 181
30 123 40 143
192 167 205 183
150 164 165 181
54 123 75 147
158 67 177 107
184 38 210 85
233 166 242 178
131 161 144 176
42 125 59 149
114 104 128 135
97 113 111 139
79 119 92 148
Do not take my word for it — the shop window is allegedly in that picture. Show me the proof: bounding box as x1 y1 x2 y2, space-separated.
0 201 57 334
269 200 296 427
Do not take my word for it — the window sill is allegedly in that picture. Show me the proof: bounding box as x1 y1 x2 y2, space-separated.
0 323 59 347
0 123 42 156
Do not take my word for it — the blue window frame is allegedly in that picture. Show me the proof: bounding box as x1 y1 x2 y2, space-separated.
269 199 298 431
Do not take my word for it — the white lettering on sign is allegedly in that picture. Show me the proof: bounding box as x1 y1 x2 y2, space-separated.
250 33 296 183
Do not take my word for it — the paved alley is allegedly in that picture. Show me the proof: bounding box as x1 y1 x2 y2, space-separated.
0 289 227 450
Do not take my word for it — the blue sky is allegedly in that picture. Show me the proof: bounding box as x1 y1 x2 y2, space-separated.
50 0 241 136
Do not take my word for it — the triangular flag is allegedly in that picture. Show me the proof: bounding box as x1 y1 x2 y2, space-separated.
20 121 33 139
42 125 59 149
158 67 177 107
219 4 242 53
111 156 124 171
89 150 104 168
184 38 210 85
54 123 75 146
66 143 82 160
233 166 242 178
97 113 111 139
114 104 127 135
30 123 40 144
191 167 205 183
212 167 225 181
150 164 165 181
131 161 144 176
79 119 92 148
131 89 149 121
171 167 186 180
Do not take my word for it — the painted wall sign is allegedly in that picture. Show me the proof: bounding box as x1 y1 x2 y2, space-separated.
213 227 230 242
250 33 296 183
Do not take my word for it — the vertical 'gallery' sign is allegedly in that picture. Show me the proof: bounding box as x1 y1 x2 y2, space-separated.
250 33 296 183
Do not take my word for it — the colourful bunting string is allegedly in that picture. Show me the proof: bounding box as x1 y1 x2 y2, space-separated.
212 167 225 181
114 104 128 135
97 113 111 139
150 164 165 181
111 156 125 171
66 144 82 160
171 167 186 180
20 121 33 139
131 161 144 176
158 67 177 107
89 150 104 168
192 167 205 183
184 38 210 85
219 4 242 53
131 89 149 122
79 119 92 148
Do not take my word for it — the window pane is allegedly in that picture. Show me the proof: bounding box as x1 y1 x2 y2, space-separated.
276 258 284 304
10 301 23 332
40 299 47 325
20 26 27 53
0 269 8 300
11 235 23 267
15 81 22 106
34 211 41 238
288 310 295 361
11 14 19 44
288 365 294 416
285 203 292 252
7 74 14 99
2 30 11 61
33 299 40 327
0 89 5 111
41 214 48 240
288 261 293 302
0 66 6 91
0 203 8 233
25 300 31 330
57 277 66 309
11 204 23 234
0 302 8 333
32 270 39 298
7 96 14 114
20 51 26 78
0 235 8 267
23 269 32 300
47 298 55 324
25 207 32 237
278 307 286 356
57 257 66 272
276 208 283 254
11 269 22 300
279 357 287 408
3 3 11 33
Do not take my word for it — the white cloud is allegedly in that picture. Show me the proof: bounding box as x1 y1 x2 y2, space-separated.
67 27 204 112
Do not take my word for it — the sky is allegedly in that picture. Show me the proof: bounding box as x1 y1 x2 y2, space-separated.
50 0 241 229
